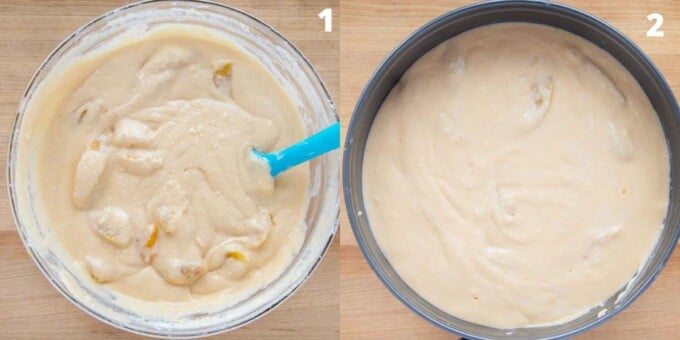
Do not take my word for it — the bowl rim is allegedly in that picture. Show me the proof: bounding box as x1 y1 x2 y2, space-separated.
6 0 339 338
343 0 680 339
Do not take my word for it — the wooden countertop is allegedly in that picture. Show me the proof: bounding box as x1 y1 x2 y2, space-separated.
2 0 680 338
0 1 339 338
339 0 680 339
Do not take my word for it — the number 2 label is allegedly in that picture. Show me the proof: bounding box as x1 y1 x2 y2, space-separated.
647 13 664 38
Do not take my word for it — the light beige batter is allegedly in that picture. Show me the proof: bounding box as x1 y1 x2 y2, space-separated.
363 23 669 328
26 25 309 308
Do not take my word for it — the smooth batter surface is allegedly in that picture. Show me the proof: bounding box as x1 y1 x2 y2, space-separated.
363 23 669 328
27 25 309 309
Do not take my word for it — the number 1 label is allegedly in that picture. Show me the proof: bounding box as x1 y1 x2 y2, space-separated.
319 8 332 32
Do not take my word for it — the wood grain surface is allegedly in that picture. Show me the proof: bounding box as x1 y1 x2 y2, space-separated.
0 1 339 339
3 0 680 339
339 1 680 339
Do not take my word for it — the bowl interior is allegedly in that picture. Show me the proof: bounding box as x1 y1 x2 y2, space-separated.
343 1 680 339
8 0 339 337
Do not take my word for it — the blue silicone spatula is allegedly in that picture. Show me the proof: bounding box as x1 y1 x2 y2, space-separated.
252 121 340 177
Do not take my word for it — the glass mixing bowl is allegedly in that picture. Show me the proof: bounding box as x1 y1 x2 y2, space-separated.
343 1 680 339
7 0 339 337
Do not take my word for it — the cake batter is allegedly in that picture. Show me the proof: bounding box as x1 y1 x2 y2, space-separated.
363 23 669 328
26 25 309 308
